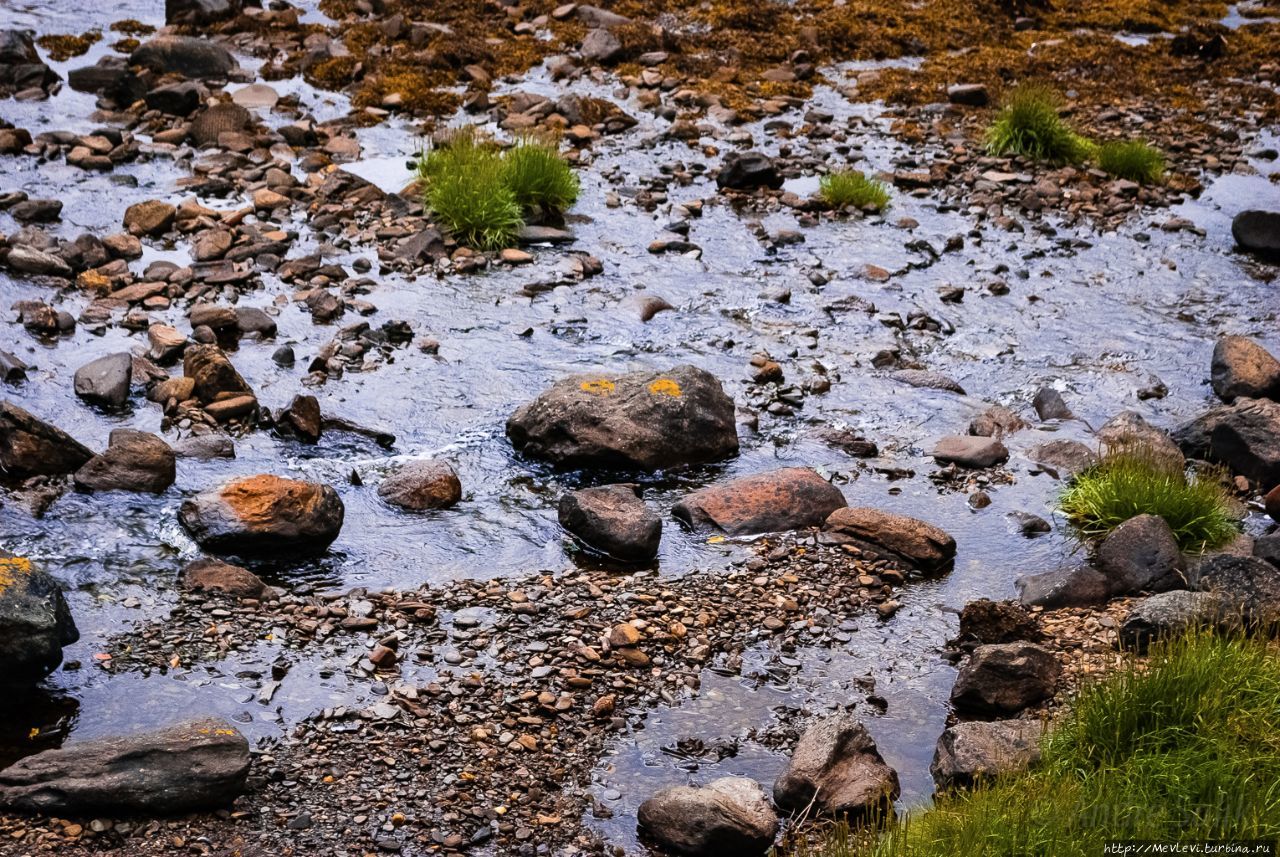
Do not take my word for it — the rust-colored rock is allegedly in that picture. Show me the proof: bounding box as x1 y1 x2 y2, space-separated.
0 401 94 478
824 507 956 572
179 558 266 598
179 475 344 555
673 467 846 536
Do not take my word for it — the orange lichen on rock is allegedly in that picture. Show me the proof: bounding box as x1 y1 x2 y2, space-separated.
220 475 326 524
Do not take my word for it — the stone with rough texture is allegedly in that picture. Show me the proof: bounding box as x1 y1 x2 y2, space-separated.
1097 514 1185 594
167 0 242 25
931 720 1043 789
507 365 738 472
277 394 321 443
1030 439 1098 477
1212 336 1280 403
716 151 783 191
0 401 94 478
179 475 344 555
773 715 900 817
1097 411 1184 465
950 642 1061 717
1032 387 1073 420
1016 566 1110 608
378 460 462 511
75 429 175 494
0 718 249 813
823 507 956 572
1120 590 1234 651
893 369 965 394
969 405 1025 437
184 344 254 405
1195 554 1280 626
123 200 176 237
637 776 778 856
179 559 266 598
558 484 661 562
129 36 237 79
0 552 78 684
73 352 132 409
1232 210 1280 261
673 468 846 536
5 246 72 278
1173 398 1280 487
1253 532 1280 568
933 435 1008 468
580 28 623 64
956 599 1041 645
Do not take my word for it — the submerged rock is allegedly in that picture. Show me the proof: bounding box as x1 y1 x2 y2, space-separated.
1211 335 1280 403
0 401 94 478
950 642 1061 717
506 365 738 472
0 718 249 813
1097 514 1185 594
558 484 661 562
73 352 132 409
179 475 344 555
773 714 900 817
1032 387 1073 421
931 720 1043 789
179 559 266 599
1030 439 1098 477
0 552 78 684
672 467 846 536
893 369 966 395
377 460 462 511
823 507 956 572
969 405 1025 438
74 429 175 494
1232 210 1280 261
637 776 778 856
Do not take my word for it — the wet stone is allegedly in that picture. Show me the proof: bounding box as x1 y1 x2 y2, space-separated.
673 467 846 536
558 484 661 562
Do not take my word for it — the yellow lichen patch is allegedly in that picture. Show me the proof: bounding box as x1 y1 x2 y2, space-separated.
648 378 682 397
77 269 111 294
0 556 34 591
580 379 616 396
36 31 102 62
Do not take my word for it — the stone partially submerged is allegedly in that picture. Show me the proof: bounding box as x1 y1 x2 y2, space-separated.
0 552 78 684
823 507 956 572
0 401 94 478
773 714 900 817
558 484 661 562
672 467 846 536
0 718 250 813
506 365 738 471
179 475 344 555
637 776 778 856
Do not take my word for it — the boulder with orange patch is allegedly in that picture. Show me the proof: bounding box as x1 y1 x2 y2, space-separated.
673 467 846 536
179 474 344 555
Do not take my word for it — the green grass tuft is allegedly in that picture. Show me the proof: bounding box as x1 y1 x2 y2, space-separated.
985 83 1094 164
799 633 1280 857
819 169 892 212
501 134 581 212
416 127 579 251
1058 444 1239 552
1096 139 1165 184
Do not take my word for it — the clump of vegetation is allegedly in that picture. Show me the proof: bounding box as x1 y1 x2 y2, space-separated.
819 169 892 212
797 633 1280 857
109 19 155 36
985 83 1094 164
501 135 581 212
416 128 580 251
1059 444 1238 552
1096 139 1165 184
36 31 102 62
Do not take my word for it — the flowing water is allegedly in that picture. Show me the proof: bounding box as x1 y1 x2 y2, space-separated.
1 1 1278 851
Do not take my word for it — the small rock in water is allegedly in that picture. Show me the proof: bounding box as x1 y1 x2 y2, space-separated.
378 460 462 511
1210 335 1280 402
637 776 778 856
73 352 132 409
74 429 176 494
179 474 344 555
179 558 267 599
558 484 661 562
1032 386 1073 421
932 435 1008 469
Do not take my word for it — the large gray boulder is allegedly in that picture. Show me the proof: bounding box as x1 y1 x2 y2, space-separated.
0 718 249 813
637 776 778 856
1174 398 1280 486
179 475 344 555
1211 336 1280 403
1119 590 1234 652
73 352 133 409
773 715 900 817
0 401 94 478
74 429 175 494
129 36 237 79
1097 514 1185 594
823 507 956 572
0 552 78 684
507 365 738 472
950 642 1061 717
673 467 846 536
931 720 1044 789
558 484 661 562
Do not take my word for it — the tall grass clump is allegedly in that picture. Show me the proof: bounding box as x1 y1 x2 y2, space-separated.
1096 139 1165 184
820 169 891 212
501 134 580 212
836 633 1280 857
416 128 579 251
1058 444 1239 552
985 83 1093 164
